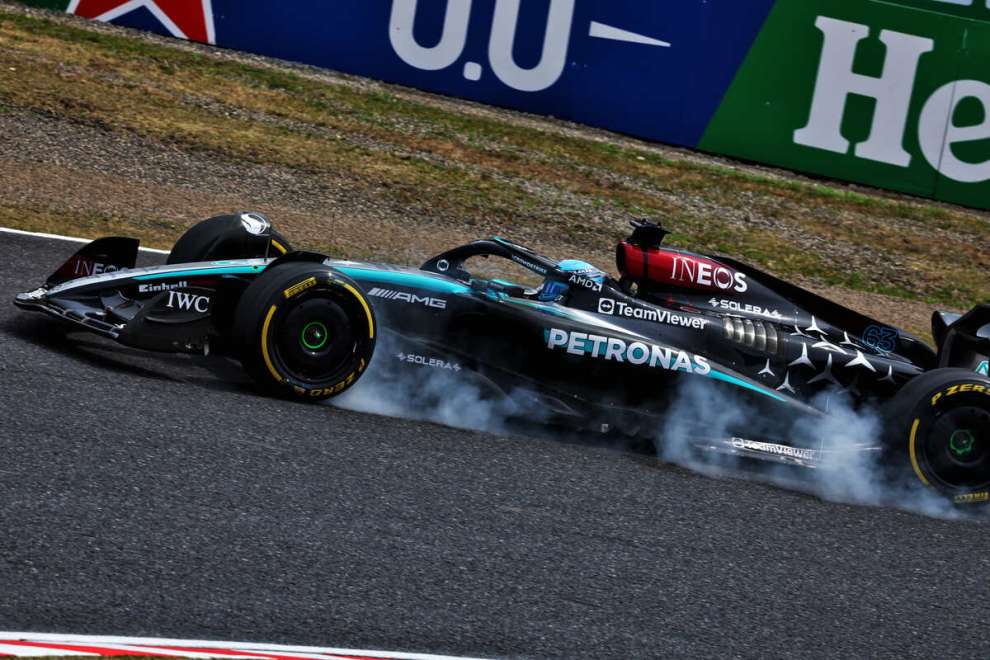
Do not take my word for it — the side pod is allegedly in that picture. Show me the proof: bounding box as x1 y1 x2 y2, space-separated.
116 286 214 354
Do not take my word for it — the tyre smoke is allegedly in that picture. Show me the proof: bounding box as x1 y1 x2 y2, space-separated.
333 336 979 519
333 334 546 435
656 378 972 520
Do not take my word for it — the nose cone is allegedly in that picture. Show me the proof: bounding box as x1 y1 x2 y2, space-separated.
14 287 47 305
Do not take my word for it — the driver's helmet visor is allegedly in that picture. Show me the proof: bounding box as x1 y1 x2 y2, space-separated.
537 260 605 302
537 280 570 302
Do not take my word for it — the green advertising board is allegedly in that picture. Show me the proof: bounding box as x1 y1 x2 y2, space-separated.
702 0 990 208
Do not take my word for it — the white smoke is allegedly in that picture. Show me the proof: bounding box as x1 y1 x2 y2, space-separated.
656 378 972 520
333 334 544 435
333 337 977 520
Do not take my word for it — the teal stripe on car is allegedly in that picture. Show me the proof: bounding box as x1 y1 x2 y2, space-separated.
336 267 471 294
134 266 263 280
707 370 787 402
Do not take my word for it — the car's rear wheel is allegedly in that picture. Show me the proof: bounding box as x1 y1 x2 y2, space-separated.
885 368 990 506
233 262 375 401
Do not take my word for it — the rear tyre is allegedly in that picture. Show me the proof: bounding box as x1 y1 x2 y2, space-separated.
167 213 293 264
233 262 376 401
885 368 990 506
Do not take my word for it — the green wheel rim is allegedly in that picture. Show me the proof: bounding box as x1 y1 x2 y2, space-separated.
300 321 329 350
949 429 976 458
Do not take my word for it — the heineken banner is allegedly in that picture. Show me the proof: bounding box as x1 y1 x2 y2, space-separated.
22 0 990 209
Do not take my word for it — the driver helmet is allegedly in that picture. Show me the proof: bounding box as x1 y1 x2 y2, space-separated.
536 259 605 302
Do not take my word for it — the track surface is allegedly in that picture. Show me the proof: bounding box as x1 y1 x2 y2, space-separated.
1 233 988 660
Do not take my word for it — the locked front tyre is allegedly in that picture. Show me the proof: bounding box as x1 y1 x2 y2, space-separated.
885 368 990 506
233 262 376 401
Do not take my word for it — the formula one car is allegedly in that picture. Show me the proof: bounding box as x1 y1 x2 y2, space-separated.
14 213 990 505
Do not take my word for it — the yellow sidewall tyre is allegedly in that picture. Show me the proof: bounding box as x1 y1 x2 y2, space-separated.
234 262 375 402
885 368 990 506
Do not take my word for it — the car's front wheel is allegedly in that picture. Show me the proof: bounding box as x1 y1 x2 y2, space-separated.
233 262 376 401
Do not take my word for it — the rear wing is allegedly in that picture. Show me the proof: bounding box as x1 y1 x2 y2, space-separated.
934 304 990 372
45 237 139 288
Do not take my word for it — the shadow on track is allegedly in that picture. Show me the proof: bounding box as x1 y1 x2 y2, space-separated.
3 315 250 395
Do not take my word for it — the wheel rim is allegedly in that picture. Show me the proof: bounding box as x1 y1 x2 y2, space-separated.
923 406 990 490
273 296 355 384
300 321 330 351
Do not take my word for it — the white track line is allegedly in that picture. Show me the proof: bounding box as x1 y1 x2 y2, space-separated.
0 634 485 660
0 226 170 255
0 644 97 657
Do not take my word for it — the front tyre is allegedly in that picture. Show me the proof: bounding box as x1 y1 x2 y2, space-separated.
233 262 376 401
885 368 990 506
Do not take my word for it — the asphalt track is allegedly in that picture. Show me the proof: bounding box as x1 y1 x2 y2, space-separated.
1 232 988 660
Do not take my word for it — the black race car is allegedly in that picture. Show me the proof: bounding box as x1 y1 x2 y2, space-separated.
14 213 990 505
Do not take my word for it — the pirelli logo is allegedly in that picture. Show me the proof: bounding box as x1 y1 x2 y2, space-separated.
954 491 990 505
931 383 990 407
295 370 357 397
284 277 317 299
